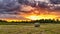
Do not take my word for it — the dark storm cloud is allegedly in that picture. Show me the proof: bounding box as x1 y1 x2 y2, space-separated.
18 0 60 10
50 0 60 4
0 0 60 14
0 0 23 20
0 0 20 14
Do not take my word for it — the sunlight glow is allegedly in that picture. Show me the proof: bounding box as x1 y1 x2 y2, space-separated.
26 15 57 20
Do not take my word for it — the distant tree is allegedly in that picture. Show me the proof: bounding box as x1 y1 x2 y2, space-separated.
55 19 60 23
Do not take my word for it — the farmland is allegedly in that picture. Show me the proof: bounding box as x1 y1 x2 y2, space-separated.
0 23 60 34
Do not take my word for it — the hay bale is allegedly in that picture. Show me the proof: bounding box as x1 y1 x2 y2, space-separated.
34 23 40 27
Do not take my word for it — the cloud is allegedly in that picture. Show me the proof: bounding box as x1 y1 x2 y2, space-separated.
50 0 60 4
0 0 60 20
20 5 35 11
18 0 60 10
0 14 30 20
0 0 20 14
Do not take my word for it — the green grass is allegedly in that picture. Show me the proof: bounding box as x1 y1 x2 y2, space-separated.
0 23 60 34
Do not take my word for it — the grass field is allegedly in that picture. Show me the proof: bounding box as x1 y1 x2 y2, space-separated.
0 23 60 34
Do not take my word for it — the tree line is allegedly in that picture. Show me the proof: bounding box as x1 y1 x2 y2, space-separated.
0 19 60 23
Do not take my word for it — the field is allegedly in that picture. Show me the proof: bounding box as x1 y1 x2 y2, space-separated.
0 23 60 34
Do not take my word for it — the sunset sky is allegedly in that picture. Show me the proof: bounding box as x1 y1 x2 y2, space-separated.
0 0 60 21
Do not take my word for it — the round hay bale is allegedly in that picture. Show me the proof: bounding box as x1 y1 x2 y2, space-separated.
34 23 40 27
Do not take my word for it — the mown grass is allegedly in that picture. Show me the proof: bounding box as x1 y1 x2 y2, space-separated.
0 23 60 34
